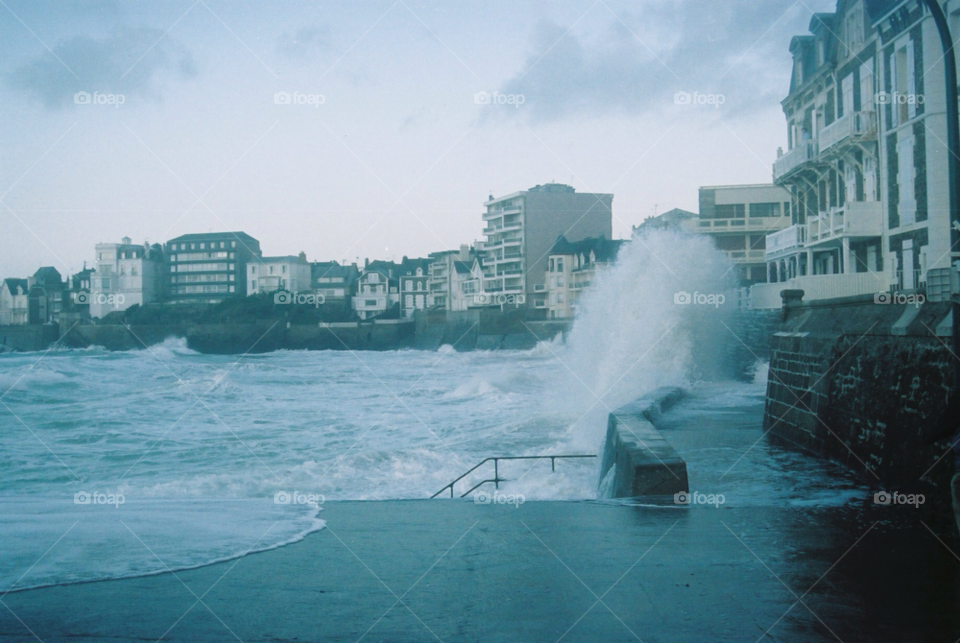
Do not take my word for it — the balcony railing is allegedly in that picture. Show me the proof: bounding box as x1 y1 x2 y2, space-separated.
807 202 882 244
765 224 806 258
819 111 877 155
773 140 818 181
697 218 789 233
749 271 889 309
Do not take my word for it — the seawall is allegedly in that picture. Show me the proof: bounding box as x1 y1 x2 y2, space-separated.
764 295 955 514
599 387 688 498
0 324 59 352
59 320 416 353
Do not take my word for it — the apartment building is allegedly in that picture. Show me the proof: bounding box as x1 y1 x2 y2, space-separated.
427 245 480 311
312 261 360 312
759 0 958 305
544 235 625 319
632 208 698 235
697 184 793 284
90 238 164 318
165 232 261 304
248 254 311 295
480 183 613 309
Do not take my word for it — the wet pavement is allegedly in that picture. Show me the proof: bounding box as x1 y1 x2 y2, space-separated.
2 388 958 642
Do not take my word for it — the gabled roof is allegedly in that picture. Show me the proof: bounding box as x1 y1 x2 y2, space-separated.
167 231 259 243
399 257 432 277
312 261 358 279
548 235 624 264
453 261 473 275
3 278 28 295
32 267 63 284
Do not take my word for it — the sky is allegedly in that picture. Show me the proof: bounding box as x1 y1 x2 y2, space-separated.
0 0 836 278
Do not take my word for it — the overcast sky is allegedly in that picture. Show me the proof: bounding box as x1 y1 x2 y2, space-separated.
0 0 835 278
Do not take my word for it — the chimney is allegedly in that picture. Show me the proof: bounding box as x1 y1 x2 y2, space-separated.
459 244 470 262
364 258 370 269
121 236 131 245
299 251 307 262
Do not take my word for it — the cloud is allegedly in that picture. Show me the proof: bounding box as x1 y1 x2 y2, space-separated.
5 26 197 109
276 26 338 60
494 1 829 123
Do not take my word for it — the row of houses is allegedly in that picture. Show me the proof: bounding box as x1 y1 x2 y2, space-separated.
0 185 627 325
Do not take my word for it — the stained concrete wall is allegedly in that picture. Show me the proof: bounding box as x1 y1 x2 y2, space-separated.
764 295 955 515
599 387 688 498
0 324 59 352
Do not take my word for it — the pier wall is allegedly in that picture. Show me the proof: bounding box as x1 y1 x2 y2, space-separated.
764 295 955 509
0 324 59 352
599 387 688 498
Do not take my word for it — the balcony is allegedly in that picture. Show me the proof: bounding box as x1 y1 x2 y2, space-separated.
749 271 889 309
765 224 806 260
773 140 818 181
806 201 882 245
819 111 877 157
697 218 789 234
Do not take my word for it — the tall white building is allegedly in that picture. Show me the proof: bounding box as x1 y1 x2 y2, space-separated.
90 237 164 318
480 183 613 310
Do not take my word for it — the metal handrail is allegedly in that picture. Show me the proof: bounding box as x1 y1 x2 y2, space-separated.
430 455 596 499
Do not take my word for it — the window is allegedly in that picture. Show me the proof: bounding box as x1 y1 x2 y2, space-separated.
231 241 236 248
556 258 563 271
749 203 781 218
251 280 256 290
282 266 286 274
251 266 256 274
715 204 746 219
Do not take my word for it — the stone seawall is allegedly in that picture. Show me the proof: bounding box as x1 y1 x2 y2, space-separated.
599 387 688 498
61 320 416 353
414 309 569 351
0 324 59 352
764 295 955 514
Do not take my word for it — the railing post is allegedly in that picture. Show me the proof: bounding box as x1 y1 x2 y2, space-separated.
551 456 556 472
494 459 499 489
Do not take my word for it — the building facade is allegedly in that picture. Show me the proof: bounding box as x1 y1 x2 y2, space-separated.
761 0 959 303
398 257 432 318
0 278 28 325
427 245 481 311
480 183 613 309
353 260 399 320
312 261 360 311
698 184 793 284
544 235 625 319
165 232 261 304
90 238 164 318
247 254 312 296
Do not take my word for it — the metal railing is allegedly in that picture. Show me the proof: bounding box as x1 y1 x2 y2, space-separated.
430 455 596 498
